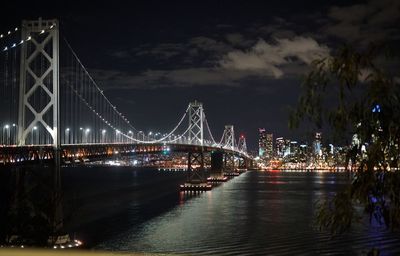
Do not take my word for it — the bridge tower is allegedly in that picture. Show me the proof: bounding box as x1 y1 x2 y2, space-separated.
237 134 247 152
223 125 235 150
188 101 204 146
181 101 210 190
18 18 60 148
17 18 64 237
237 134 248 169
223 125 236 173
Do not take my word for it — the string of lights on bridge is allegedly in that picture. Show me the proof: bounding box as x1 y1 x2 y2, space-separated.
0 20 247 155
62 41 222 146
1 25 55 53
0 27 19 41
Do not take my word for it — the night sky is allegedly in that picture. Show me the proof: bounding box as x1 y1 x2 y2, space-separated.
2 0 399 150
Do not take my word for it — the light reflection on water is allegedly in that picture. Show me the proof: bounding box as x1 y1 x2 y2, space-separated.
63 168 400 255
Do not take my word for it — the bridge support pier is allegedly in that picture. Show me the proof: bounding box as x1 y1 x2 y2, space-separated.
51 149 63 233
180 151 211 191
224 153 238 177
208 150 227 182
187 151 205 182
237 157 248 173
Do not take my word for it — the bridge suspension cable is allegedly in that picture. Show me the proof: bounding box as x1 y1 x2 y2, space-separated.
203 114 218 146
0 19 247 154
62 37 197 144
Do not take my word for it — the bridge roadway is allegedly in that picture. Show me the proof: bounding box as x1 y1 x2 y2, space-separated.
0 143 250 165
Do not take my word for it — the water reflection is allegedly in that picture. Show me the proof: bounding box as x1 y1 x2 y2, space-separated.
2 167 400 255
93 170 400 256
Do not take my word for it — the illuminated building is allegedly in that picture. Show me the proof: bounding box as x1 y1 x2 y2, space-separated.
299 144 308 155
284 139 291 157
266 133 273 160
290 141 299 156
314 132 322 157
276 137 285 158
258 128 267 157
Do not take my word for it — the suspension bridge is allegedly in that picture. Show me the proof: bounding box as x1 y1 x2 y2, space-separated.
0 18 252 189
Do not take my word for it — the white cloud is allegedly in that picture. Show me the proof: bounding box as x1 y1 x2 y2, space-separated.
219 37 330 78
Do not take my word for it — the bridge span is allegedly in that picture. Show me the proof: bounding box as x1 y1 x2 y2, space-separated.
0 18 253 189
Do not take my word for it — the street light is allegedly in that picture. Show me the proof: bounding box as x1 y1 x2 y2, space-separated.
128 130 133 143
11 123 17 145
138 131 144 142
85 128 90 144
65 128 70 144
3 124 10 145
116 129 120 143
79 127 83 144
101 129 106 143
32 126 38 145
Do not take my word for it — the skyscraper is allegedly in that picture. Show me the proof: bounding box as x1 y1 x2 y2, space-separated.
284 139 291 157
266 133 273 160
258 128 267 157
314 132 322 157
276 137 285 158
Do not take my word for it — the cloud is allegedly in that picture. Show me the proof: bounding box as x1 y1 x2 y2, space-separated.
225 33 254 48
324 0 400 44
189 36 232 54
135 43 184 59
92 66 276 90
219 37 330 78
91 36 330 91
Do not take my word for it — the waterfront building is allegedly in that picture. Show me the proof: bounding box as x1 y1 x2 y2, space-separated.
266 133 273 160
258 128 267 157
276 137 285 158
314 132 322 157
290 141 299 156
284 139 291 157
